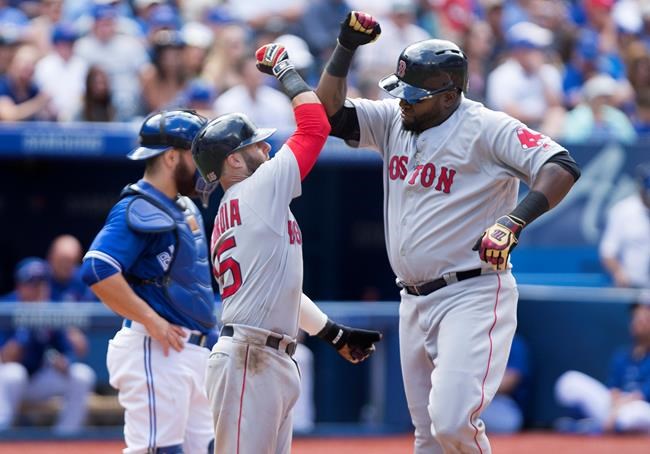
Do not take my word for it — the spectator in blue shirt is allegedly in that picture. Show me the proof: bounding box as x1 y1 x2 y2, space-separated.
481 334 531 433
555 291 650 433
0 258 96 434
0 45 55 121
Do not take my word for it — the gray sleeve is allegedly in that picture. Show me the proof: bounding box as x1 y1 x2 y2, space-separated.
482 111 566 186
347 98 399 157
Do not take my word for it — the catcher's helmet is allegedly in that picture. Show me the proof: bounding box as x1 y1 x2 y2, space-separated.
128 109 207 160
379 39 468 104
192 113 276 183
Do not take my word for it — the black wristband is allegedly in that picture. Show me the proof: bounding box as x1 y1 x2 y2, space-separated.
316 319 347 350
509 190 550 225
325 43 355 78
278 68 311 100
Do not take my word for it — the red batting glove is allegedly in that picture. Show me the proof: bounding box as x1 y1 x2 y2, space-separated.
472 215 525 271
255 43 293 79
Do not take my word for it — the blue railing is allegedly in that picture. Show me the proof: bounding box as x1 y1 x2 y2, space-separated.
0 286 641 430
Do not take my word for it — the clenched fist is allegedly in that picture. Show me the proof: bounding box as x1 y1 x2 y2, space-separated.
255 43 293 79
472 215 525 271
317 320 382 364
338 11 381 51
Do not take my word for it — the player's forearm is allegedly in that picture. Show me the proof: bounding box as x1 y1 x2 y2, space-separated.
90 273 161 326
316 38 360 116
530 163 576 210
299 293 328 336
315 69 349 117
291 91 322 108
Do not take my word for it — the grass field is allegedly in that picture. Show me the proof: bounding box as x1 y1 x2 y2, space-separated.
1 433 649 453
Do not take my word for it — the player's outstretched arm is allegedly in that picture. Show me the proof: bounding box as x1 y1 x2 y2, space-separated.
299 293 382 364
256 43 331 180
474 160 579 270
315 11 381 117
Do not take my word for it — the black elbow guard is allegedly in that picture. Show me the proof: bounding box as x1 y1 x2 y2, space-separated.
328 101 361 144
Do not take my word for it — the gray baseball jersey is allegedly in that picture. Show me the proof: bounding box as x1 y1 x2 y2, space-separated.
211 144 303 337
349 94 566 453
207 140 311 454
349 96 566 284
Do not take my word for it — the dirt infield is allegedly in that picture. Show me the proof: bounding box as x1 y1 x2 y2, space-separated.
0 433 649 453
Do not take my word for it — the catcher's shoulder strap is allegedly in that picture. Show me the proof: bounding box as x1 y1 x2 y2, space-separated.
122 184 176 233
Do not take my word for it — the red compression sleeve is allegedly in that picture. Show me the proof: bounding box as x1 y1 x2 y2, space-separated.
286 103 331 180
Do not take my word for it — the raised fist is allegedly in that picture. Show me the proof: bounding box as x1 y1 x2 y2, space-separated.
338 11 381 51
255 43 293 79
472 215 525 271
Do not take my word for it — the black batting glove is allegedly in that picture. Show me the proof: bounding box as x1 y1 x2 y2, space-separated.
317 319 382 364
337 11 381 51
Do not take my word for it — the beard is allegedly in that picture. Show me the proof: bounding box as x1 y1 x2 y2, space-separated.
174 157 197 197
241 150 266 175
401 111 439 134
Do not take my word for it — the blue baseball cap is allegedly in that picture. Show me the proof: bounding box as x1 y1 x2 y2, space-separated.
205 7 237 25
92 4 118 20
148 4 180 30
186 79 215 104
15 257 51 284
52 23 78 44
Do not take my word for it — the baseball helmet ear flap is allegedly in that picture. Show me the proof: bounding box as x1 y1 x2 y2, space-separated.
192 113 276 183
128 109 208 160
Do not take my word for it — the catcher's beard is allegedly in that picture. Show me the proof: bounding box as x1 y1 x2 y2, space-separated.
174 157 197 197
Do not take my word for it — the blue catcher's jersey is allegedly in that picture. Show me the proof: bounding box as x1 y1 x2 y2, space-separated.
82 180 217 333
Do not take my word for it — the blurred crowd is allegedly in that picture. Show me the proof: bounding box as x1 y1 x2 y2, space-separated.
0 0 646 141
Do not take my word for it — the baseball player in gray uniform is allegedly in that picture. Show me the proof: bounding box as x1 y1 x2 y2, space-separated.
193 43 382 454
315 12 581 453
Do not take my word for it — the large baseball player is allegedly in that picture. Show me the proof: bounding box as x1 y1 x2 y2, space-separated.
193 43 382 454
316 12 580 453
80 110 218 453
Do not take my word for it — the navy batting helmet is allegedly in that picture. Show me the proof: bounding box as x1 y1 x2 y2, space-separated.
128 109 208 160
192 113 276 183
379 39 468 104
